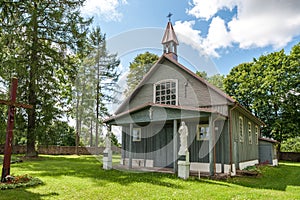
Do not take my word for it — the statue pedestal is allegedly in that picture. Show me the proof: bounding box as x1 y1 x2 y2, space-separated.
178 160 190 179
103 150 112 170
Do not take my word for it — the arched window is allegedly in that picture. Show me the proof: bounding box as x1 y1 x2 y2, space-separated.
248 122 252 144
239 116 244 143
153 79 178 105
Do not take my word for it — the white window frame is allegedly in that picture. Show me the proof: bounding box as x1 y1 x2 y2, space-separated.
132 128 141 142
153 79 178 106
248 122 252 144
239 116 244 143
196 124 209 141
255 125 259 145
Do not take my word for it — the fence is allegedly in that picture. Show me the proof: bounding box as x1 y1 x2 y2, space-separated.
0 145 121 155
279 152 300 162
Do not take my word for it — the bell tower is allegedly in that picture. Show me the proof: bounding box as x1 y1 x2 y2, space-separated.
161 13 179 61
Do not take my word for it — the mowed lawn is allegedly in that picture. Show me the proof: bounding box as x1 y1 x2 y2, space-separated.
0 155 299 200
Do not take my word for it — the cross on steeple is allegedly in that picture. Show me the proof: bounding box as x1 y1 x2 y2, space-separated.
161 14 179 61
167 12 173 22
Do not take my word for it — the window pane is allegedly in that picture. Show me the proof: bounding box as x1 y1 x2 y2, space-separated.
154 80 177 106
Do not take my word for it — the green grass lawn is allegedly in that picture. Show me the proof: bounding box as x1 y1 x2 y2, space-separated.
0 154 299 200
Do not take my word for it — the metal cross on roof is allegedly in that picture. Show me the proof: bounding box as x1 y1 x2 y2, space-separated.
167 12 173 22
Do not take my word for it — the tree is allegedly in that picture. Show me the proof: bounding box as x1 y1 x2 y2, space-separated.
0 1 91 156
110 132 120 147
39 121 76 146
224 44 300 149
281 137 300 153
74 27 120 150
196 71 225 91
281 137 300 152
124 52 159 96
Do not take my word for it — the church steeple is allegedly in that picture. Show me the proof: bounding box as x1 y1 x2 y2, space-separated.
161 15 179 61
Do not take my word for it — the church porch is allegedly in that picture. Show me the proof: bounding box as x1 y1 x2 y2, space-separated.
105 103 230 176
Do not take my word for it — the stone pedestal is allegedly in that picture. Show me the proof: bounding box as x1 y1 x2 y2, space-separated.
178 160 190 179
103 150 112 170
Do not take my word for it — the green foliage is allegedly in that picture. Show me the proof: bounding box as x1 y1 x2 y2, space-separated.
196 71 225 91
124 52 159 96
281 137 300 152
110 132 120 147
224 43 300 144
74 27 120 147
38 121 76 146
0 1 92 155
0 175 43 190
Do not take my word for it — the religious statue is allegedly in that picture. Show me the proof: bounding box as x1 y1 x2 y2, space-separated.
178 121 188 155
104 134 111 153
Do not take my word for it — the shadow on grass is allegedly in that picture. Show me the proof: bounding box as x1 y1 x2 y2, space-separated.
8 155 184 189
226 162 300 191
0 188 59 200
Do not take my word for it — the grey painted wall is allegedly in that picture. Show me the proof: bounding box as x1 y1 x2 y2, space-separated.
118 59 230 115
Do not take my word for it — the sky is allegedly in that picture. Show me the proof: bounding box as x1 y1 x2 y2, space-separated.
80 0 300 77
79 0 300 141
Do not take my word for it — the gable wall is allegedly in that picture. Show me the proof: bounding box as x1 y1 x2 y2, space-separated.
123 59 229 115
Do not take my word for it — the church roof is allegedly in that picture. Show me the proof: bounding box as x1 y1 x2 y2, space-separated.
106 53 264 126
103 102 223 124
161 22 179 45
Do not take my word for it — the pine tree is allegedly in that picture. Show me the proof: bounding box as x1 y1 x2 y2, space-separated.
74 27 120 150
0 1 92 156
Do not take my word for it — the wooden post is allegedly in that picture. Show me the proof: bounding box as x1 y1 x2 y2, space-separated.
209 115 214 176
1 78 32 182
1 78 17 182
129 123 133 169
173 119 178 173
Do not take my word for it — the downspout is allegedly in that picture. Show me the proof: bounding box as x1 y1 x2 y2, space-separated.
229 103 238 174
212 114 226 176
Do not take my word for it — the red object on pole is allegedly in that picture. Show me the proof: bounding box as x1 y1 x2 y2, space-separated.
1 78 18 182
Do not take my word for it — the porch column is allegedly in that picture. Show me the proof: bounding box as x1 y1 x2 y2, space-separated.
209 115 215 176
173 119 178 173
129 123 133 169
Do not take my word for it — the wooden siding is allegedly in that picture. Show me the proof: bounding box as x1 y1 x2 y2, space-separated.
118 59 230 115
121 118 231 168
122 123 175 168
231 108 259 166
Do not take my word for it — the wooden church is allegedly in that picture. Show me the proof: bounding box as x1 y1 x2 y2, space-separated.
104 21 277 176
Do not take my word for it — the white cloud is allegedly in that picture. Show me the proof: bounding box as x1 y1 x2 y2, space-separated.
187 0 236 20
174 21 205 55
184 0 300 56
203 17 232 57
174 18 232 57
228 0 300 49
81 0 127 22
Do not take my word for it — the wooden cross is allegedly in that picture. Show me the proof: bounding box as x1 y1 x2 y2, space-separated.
0 77 32 182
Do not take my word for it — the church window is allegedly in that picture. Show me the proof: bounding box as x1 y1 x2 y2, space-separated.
239 116 244 143
132 128 141 142
154 79 178 105
255 125 259 145
197 124 209 141
248 122 252 144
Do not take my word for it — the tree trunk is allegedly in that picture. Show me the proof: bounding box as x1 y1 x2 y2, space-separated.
26 3 38 157
90 118 93 147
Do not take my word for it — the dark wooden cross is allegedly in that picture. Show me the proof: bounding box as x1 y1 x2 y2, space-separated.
0 77 32 182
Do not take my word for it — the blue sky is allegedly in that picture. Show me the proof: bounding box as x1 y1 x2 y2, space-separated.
81 0 300 76
80 0 300 140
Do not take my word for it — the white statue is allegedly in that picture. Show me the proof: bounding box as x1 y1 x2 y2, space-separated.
104 134 111 153
178 121 188 155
